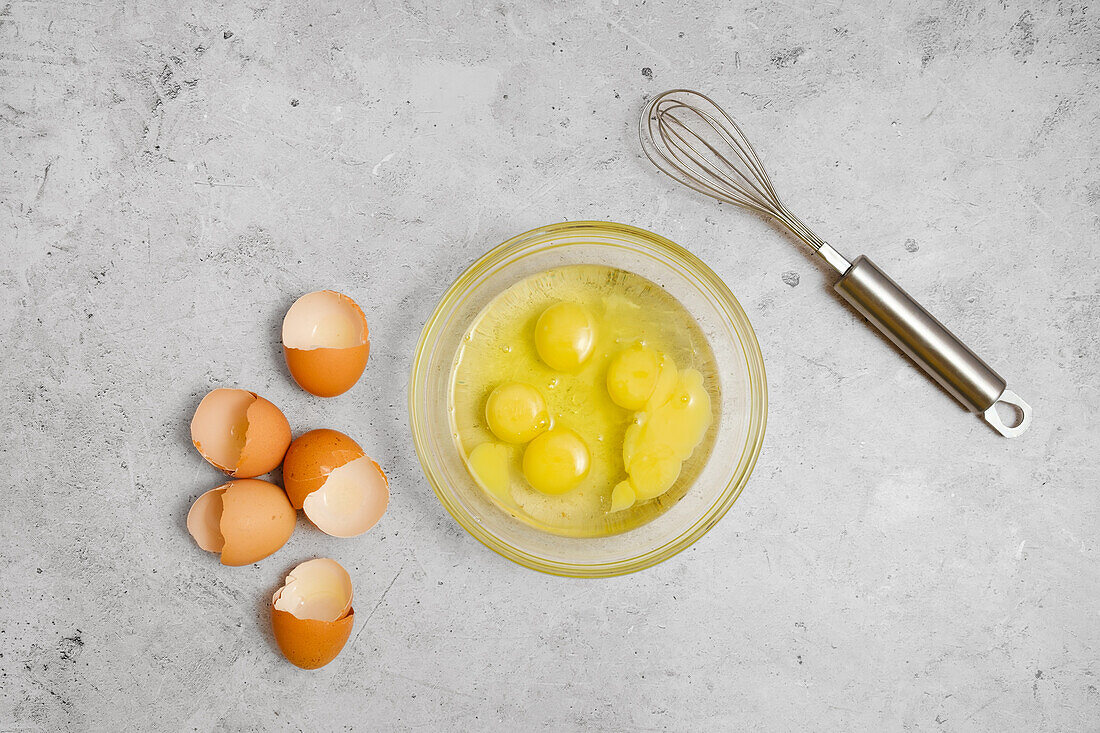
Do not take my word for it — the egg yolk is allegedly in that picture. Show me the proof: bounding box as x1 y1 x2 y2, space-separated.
522 427 590 495
485 382 550 444
606 344 661 410
646 354 679 408
609 480 636 512
621 367 712 502
467 442 512 501
626 445 682 501
534 302 597 372
651 369 711 457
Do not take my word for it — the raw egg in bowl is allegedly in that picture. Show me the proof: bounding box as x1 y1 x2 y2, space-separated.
409 221 767 577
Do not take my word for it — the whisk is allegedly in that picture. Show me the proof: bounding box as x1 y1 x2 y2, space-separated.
640 89 1031 437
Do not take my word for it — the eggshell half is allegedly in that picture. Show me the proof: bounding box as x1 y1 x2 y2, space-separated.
186 479 296 566
302 456 389 538
281 429 389 537
284 345 371 399
271 558 355 670
282 429 365 509
271 609 354 671
272 558 353 621
191 388 292 478
283 291 370 397
186 487 226 552
236 397 293 477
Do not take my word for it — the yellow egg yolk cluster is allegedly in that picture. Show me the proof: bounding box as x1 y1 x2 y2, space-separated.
467 301 711 514
470 302 599 499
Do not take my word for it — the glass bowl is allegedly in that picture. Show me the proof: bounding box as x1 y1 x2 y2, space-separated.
409 221 767 577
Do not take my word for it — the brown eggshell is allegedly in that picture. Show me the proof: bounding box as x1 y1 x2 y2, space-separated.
302 456 389 538
233 395 292 478
186 487 227 552
190 388 252 473
217 479 296 566
190 388 292 478
281 429 365 509
284 344 371 398
271 607 354 670
282 290 370 398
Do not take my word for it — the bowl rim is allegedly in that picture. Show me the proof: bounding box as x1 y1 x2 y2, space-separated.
409 220 768 577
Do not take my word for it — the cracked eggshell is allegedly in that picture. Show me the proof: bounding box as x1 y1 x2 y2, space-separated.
282 291 370 397
186 479 296 566
271 558 355 670
190 388 292 478
282 429 364 508
281 429 389 538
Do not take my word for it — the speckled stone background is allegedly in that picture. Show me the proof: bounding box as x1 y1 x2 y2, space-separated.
2 0 1098 730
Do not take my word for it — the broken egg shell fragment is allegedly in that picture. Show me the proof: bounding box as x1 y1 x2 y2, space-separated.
271 608 354 670
271 558 355 670
302 456 389 538
281 429 389 537
186 487 225 552
284 344 371 398
282 291 369 351
190 388 292 478
186 479 296 566
272 558 353 621
236 396 294 477
282 291 370 398
190 389 251 473
282 429 366 509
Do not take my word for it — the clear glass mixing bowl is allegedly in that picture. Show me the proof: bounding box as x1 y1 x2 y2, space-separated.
409 221 767 577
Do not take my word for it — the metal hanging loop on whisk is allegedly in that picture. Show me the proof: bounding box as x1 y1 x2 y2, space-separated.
640 89 1031 438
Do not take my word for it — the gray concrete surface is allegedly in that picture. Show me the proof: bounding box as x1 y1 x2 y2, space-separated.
2 0 1098 730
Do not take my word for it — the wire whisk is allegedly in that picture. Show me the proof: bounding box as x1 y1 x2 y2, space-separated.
640 89 849 274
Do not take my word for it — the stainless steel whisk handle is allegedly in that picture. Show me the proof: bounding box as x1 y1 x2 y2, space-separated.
835 256 1032 437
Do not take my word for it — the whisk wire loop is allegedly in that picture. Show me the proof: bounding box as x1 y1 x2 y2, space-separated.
657 108 777 217
640 89 844 269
